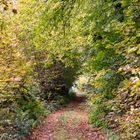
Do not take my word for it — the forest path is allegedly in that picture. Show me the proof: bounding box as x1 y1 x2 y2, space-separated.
26 94 106 140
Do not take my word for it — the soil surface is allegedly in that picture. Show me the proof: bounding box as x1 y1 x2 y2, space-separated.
26 94 106 140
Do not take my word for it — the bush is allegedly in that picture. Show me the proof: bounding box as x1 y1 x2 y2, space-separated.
0 95 49 139
118 108 140 140
53 95 67 105
46 94 69 112
89 104 108 128
67 91 76 100
16 96 48 119
89 94 108 128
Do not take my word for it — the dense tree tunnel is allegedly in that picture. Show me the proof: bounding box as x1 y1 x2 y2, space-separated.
0 0 140 140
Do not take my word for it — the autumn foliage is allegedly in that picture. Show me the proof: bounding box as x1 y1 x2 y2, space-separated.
0 0 140 139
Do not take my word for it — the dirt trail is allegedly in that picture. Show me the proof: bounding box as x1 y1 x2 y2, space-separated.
26 95 106 140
